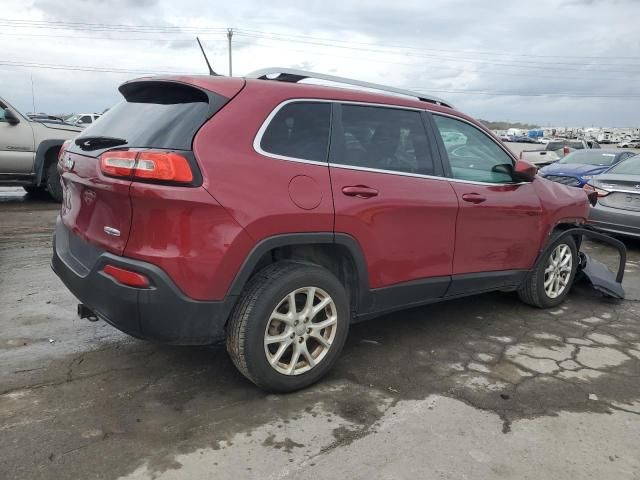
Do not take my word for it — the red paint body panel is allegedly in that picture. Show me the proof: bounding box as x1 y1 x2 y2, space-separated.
59 150 132 256
533 177 591 245
123 184 254 300
193 82 335 240
450 181 544 273
331 168 458 288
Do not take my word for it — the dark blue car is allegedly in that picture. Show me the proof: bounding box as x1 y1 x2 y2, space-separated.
538 149 636 187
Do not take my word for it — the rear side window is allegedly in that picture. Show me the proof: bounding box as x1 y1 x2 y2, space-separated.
335 105 435 175
73 82 224 156
260 102 331 162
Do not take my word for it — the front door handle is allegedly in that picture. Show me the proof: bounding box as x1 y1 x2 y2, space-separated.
461 193 486 204
342 185 379 198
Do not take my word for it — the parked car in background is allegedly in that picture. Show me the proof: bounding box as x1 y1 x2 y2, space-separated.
617 139 640 149
520 138 601 166
0 95 81 201
586 154 640 238
66 113 102 128
538 149 635 188
52 68 621 392
511 135 540 144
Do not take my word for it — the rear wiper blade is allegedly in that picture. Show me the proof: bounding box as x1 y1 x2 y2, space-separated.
75 136 127 151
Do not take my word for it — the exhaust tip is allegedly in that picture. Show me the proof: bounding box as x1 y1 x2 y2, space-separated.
77 304 99 322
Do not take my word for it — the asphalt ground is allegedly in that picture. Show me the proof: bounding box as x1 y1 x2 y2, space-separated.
1 187 639 480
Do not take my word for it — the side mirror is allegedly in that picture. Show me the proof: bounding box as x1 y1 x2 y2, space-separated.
4 108 20 125
513 159 537 182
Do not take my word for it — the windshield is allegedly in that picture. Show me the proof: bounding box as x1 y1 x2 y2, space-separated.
558 150 617 166
607 154 640 174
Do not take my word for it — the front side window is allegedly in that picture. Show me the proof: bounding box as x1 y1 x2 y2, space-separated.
433 115 514 183
260 102 331 162
0 102 6 122
335 104 435 175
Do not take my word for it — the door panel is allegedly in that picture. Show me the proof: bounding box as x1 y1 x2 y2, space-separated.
330 103 458 290
332 167 458 288
430 113 544 275
450 182 543 274
0 121 35 173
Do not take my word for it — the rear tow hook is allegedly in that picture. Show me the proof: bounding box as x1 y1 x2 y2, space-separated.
77 304 99 322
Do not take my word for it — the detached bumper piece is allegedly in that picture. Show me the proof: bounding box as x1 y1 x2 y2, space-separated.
562 228 626 300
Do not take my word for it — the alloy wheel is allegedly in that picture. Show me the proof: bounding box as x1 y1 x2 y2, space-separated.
264 287 337 375
544 244 573 299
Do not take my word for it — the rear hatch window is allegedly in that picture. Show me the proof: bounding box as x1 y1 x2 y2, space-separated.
68 81 228 157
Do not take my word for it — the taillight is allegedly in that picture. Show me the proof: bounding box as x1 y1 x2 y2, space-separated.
134 152 193 182
103 264 150 288
100 151 137 177
99 150 193 184
58 139 72 161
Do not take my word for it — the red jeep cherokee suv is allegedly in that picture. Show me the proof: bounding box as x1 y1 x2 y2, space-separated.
53 68 596 391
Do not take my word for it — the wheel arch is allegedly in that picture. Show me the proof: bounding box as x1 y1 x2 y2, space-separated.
226 233 370 317
34 139 64 186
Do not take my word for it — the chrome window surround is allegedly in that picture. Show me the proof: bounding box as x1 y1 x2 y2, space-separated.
253 98 525 187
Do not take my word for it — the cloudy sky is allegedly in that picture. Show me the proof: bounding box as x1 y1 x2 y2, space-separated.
2 0 639 127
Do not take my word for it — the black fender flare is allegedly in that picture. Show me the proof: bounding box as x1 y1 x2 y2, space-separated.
34 139 64 186
226 232 371 313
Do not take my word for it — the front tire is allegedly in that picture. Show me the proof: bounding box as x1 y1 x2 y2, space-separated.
518 235 578 308
226 262 350 392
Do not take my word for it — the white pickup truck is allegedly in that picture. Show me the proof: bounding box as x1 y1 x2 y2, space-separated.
519 139 601 166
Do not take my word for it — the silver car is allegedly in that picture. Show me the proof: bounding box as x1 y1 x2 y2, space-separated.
587 154 640 238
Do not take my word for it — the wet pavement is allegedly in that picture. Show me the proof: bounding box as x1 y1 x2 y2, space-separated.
1 187 639 479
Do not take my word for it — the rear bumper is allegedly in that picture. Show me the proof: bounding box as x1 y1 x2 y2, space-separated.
589 204 640 239
51 219 235 345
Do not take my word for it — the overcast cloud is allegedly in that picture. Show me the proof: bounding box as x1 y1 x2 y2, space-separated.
2 0 639 126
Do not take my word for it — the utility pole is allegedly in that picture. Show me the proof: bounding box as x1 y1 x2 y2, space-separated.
227 28 233 76
30 75 36 113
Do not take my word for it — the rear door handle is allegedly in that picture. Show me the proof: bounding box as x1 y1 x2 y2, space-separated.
461 193 486 204
342 185 379 198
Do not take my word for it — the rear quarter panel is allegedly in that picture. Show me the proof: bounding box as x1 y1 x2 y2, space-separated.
192 82 335 240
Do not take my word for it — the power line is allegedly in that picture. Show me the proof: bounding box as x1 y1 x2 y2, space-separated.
3 18 638 62
235 27 640 61
0 60 198 75
234 32 640 71
0 18 227 34
1 58 637 99
231 39 628 80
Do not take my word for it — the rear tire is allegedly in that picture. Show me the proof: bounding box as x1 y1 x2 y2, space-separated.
518 235 578 308
226 262 350 392
45 161 63 202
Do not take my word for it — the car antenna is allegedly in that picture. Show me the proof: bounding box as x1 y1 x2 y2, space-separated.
196 37 219 76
